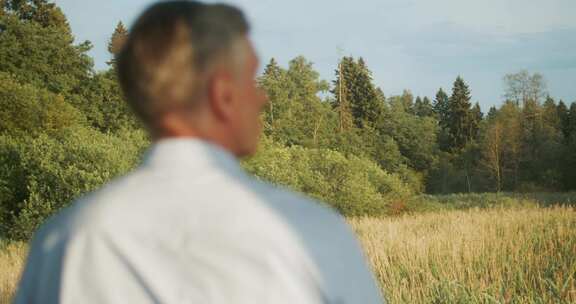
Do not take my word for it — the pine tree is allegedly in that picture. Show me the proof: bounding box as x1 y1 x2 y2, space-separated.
562 102 576 190
414 96 433 117
413 96 422 115
487 106 498 121
107 21 128 65
446 76 475 151
534 95 564 189
542 96 559 130
557 100 570 141
433 88 449 127
352 57 382 126
422 97 433 116
263 58 281 79
400 90 414 114
258 58 283 133
471 102 483 140
569 103 576 143
331 57 356 132
332 57 382 129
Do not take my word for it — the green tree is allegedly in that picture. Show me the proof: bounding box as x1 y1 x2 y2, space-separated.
352 57 384 126
486 106 498 121
399 90 414 113
107 21 128 66
534 96 564 189
446 76 476 151
434 88 451 151
0 127 149 239
243 139 413 217
557 100 570 141
433 88 449 124
414 96 434 117
332 56 383 129
378 96 438 173
73 71 139 132
258 58 283 134
562 102 576 190
0 12 93 95
4 0 69 29
471 102 483 139
0 72 84 136
568 103 576 142
331 56 355 132
259 56 334 149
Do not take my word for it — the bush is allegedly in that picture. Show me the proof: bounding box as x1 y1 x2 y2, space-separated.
243 137 414 216
0 127 149 240
0 72 85 136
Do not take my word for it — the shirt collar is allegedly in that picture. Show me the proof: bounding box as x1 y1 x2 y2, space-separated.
141 138 242 173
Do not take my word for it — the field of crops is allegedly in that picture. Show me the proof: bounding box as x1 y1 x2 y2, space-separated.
1 196 575 303
350 206 576 303
0 241 25 304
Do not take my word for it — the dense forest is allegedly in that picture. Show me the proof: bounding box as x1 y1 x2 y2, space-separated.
1 1 575 240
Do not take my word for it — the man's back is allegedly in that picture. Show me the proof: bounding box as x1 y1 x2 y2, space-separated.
15 139 384 303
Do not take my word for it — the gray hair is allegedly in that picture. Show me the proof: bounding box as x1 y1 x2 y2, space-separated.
116 1 250 129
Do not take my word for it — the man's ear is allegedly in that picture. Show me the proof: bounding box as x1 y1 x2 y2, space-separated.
207 70 236 122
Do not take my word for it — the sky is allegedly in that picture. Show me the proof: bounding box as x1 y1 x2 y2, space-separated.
54 0 576 110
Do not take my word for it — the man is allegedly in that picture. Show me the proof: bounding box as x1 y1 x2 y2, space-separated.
15 1 385 303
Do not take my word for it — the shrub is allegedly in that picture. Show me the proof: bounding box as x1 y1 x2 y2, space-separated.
0 72 85 136
0 127 149 240
243 137 414 216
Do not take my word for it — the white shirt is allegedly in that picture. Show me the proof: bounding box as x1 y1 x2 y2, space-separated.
15 138 385 304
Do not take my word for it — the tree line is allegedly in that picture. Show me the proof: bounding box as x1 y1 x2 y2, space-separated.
0 1 575 239
258 56 576 194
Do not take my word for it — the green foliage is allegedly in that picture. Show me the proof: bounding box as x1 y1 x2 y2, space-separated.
331 56 386 133
433 88 451 150
0 72 84 136
561 103 576 190
0 13 93 95
378 100 439 172
1 0 576 241
446 76 479 152
0 127 149 240
410 192 576 212
72 71 140 132
243 137 413 216
331 57 356 131
258 57 334 148
427 151 486 194
413 96 433 117
3 0 69 28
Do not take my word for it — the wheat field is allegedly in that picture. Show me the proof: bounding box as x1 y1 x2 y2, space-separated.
0 242 26 304
1 206 575 303
350 206 576 303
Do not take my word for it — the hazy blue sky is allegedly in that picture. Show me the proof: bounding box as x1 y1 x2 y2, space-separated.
54 0 576 110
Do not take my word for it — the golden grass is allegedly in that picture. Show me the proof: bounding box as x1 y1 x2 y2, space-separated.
1 206 575 303
0 242 26 304
349 206 576 303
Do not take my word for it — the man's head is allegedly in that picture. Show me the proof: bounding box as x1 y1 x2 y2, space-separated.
117 1 267 157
